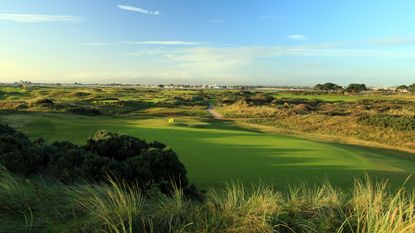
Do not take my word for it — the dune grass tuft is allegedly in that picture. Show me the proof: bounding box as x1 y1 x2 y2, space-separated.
1 168 415 233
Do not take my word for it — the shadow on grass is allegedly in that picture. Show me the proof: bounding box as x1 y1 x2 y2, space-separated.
190 118 263 133
2 112 415 191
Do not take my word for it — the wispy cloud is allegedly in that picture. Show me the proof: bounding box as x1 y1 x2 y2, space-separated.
124 49 165 57
83 40 203 47
109 45 415 84
117 5 160 15
366 37 415 46
122 41 200 45
121 45 415 71
287 35 308 41
0 13 83 23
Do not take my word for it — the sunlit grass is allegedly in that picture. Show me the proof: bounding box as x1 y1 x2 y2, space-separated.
1 167 415 233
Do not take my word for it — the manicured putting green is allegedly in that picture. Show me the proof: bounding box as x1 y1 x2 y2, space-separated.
2 113 415 189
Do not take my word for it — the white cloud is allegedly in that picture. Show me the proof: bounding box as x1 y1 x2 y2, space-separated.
5 41 415 85
117 5 160 15
287 35 308 41
122 41 200 45
83 41 202 47
120 45 415 76
0 13 83 23
124 49 166 56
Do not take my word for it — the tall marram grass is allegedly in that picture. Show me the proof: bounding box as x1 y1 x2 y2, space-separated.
1 167 415 233
68 178 145 233
340 178 415 233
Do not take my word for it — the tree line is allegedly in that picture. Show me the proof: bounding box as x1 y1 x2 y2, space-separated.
314 82 415 93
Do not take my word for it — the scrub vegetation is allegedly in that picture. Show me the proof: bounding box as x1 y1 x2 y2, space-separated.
215 89 415 151
1 84 415 232
1 167 415 233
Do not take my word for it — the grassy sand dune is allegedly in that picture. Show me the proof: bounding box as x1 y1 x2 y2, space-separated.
1 169 415 233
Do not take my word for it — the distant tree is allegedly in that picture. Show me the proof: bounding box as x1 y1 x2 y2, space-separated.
396 85 408 92
409 83 415 93
346 83 367 93
313 84 323 90
396 85 408 90
314 83 343 92
158 84 164 88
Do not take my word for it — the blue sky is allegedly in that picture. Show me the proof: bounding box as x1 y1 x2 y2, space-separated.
0 0 414 86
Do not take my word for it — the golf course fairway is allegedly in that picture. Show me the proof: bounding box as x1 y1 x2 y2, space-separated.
2 112 415 189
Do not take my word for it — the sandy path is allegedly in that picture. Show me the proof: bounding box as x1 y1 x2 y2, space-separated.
207 104 224 119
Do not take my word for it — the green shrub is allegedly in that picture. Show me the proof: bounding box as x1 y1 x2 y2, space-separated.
249 93 275 105
314 82 344 92
0 124 190 194
346 83 367 93
0 123 49 176
29 98 54 107
359 114 415 130
85 130 188 192
68 107 101 115
217 91 254 105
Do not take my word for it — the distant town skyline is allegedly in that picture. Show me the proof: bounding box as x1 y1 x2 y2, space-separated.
1 0 415 85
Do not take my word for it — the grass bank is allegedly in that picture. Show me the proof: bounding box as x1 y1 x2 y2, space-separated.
1 168 415 233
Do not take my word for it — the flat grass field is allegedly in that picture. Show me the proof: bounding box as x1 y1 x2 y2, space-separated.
2 112 415 189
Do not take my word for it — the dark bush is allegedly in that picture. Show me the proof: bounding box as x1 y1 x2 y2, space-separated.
30 98 54 107
0 123 49 175
68 107 101 115
190 95 204 102
217 91 254 105
85 130 188 192
272 98 322 107
249 93 275 105
0 124 190 194
85 130 149 161
156 95 208 107
346 84 367 93
43 141 102 182
396 85 408 91
314 83 344 92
